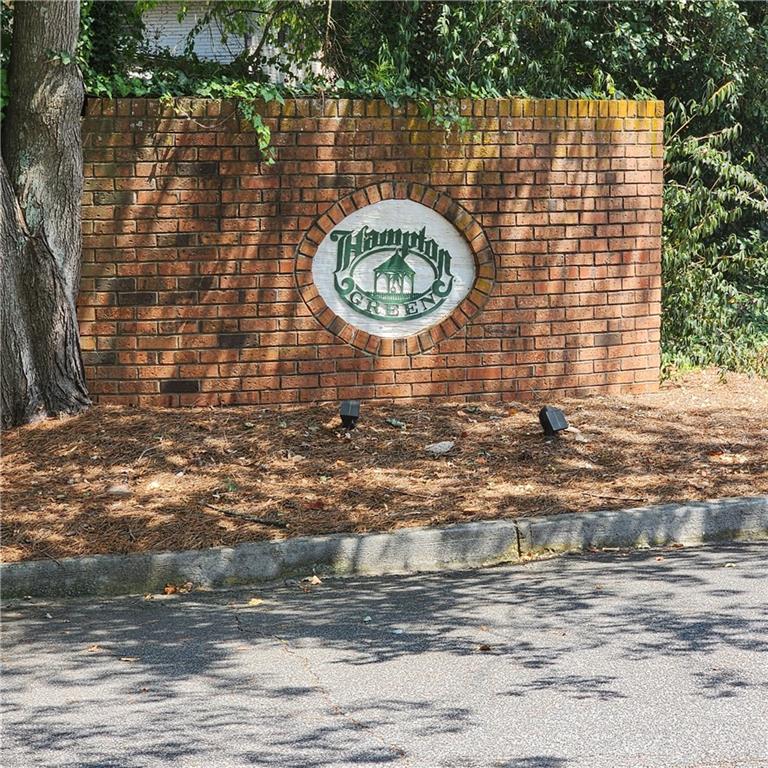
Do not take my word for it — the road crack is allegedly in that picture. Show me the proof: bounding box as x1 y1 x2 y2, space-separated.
234 607 410 764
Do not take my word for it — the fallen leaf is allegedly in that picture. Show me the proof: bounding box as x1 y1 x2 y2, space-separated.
163 584 178 595
247 598 264 607
303 575 322 585
86 644 101 653
477 644 492 652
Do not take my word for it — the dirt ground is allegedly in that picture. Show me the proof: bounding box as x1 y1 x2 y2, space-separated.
2 369 767 564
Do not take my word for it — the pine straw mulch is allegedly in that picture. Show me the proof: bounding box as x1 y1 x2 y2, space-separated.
2 370 767 564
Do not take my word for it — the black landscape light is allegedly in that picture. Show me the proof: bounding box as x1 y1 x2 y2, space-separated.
340 400 360 429
539 405 568 437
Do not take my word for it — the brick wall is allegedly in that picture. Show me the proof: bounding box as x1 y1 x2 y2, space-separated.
80 97 663 407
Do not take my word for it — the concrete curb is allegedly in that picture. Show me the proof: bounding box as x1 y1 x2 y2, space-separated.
2 496 767 598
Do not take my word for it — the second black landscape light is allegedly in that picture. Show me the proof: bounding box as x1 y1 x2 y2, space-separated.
539 405 568 436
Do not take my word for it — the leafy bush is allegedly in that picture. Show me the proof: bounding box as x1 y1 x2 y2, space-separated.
663 82 768 375
80 0 146 78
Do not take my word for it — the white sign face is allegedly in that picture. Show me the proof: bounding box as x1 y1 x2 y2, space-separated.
311 199 476 338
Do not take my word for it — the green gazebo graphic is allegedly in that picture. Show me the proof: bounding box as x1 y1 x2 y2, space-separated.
373 247 415 301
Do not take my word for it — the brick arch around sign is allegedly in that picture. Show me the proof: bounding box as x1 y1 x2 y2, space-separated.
294 182 496 356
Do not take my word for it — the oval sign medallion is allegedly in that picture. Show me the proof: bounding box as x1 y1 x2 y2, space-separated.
311 199 476 338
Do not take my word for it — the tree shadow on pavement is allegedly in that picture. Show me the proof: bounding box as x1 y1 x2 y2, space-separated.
2 544 767 767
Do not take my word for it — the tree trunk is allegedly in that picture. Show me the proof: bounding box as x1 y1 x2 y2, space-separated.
1 0 89 428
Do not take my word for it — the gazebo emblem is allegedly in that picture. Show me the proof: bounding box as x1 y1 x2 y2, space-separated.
330 225 454 321
373 248 415 299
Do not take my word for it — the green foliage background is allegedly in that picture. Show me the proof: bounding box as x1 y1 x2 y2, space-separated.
2 0 766 376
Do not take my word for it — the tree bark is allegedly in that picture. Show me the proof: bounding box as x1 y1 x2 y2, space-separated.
1 0 89 428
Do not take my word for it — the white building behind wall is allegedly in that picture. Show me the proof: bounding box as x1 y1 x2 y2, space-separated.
142 1 247 62
141 1 323 84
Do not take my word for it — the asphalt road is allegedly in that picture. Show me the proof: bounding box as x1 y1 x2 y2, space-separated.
2 544 767 768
